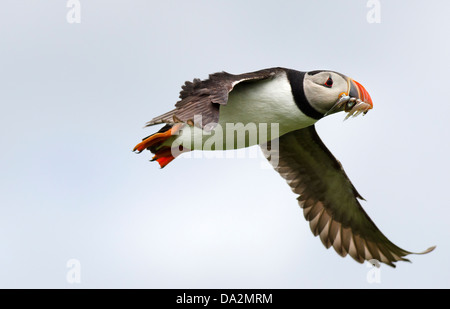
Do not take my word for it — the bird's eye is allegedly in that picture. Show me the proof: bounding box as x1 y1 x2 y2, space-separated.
324 77 333 88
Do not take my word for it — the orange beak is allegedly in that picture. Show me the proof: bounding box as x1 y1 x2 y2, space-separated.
349 78 373 109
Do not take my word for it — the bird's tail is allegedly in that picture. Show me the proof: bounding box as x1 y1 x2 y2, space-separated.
133 123 187 168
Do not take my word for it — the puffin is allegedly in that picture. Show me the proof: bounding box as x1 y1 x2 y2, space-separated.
133 67 435 267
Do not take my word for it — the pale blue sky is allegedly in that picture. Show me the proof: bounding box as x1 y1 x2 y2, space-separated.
1 0 449 288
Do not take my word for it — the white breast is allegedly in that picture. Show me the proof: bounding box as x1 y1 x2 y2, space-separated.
218 72 316 141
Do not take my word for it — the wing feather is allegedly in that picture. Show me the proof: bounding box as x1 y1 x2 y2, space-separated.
261 126 435 267
146 68 281 129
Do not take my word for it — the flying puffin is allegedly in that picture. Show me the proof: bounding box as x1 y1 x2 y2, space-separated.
133 67 435 267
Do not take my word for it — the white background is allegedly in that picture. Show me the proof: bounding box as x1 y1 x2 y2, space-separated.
0 0 448 288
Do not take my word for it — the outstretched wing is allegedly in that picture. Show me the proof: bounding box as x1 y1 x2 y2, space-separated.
147 68 282 129
261 126 435 267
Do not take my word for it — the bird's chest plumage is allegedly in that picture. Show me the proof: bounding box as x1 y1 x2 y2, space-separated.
217 73 317 141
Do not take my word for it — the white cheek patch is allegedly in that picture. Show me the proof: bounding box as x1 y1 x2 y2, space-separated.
303 76 348 114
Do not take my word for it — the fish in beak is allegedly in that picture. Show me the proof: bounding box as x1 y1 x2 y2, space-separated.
326 78 374 119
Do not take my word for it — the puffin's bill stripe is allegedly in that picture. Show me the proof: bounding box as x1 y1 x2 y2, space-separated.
349 79 373 107
286 69 324 120
352 79 373 107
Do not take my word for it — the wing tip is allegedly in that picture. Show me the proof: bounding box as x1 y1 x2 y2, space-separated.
370 245 436 268
414 245 436 255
